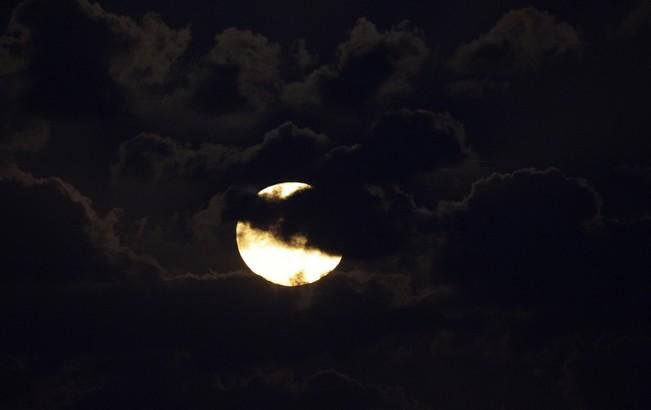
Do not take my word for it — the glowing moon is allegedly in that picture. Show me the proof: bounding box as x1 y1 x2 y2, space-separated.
236 182 342 286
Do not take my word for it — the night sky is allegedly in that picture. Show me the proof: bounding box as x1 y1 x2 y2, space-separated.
1 0 650 408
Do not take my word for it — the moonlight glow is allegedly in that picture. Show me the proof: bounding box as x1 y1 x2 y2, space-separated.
236 182 342 286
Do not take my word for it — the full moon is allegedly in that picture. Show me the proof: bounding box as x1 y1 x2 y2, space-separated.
235 182 342 286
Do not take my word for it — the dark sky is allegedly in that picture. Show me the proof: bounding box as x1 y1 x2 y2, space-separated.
1 0 650 409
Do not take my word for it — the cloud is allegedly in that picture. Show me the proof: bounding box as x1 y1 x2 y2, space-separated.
225 182 429 260
0 166 162 284
437 168 600 304
111 132 195 182
0 267 436 408
112 109 467 198
436 167 651 315
0 265 594 410
0 114 49 160
107 122 335 272
617 0 651 37
105 12 191 89
0 2 429 148
0 0 191 120
202 28 282 111
283 18 429 131
110 111 469 266
1 1 649 409
449 7 581 78
235 121 331 184
110 122 330 211
321 109 469 182
289 38 318 75
593 164 651 219
565 333 651 410
1 0 296 142
0 18 29 77
222 368 425 409
126 26 287 141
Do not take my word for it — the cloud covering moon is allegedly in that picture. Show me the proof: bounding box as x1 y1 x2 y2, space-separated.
236 182 342 286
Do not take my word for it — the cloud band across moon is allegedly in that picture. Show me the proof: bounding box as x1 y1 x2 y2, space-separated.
236 182 342 286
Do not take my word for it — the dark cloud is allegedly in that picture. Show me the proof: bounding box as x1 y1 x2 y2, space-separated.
109 108 469 265
437 168 600 304
6 0 191 114
0 270 434 408
443 7 584 100
112 109 467 200
0 166 161 284
283 18 429 137
7 0 120 115
106 12 191 90
288 38 318 76
1 0 293 144
449 7 581 78
127 26 286 141
67 366 425 409
236 121 331 183
108 122 334 271
124 26 304 143
112 192 242 275
2 0 650 408
438 3 651 186
321 109 470 182
0 0 195 202
224 183 416 259
0 113 49 160
591 164 651 219
567 333 651 410
438 167 650 316
201 28 281 111
112 133 192 181
110 122 329 211
109 132 202 216
5 262 636 410
617 0 651 37
217 108 470 259
0 14 28 77
221 368 425 410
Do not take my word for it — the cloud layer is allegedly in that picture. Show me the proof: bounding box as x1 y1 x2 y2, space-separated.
1 1 650 408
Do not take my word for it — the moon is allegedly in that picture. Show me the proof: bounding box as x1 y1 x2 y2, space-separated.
235 182 342 286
